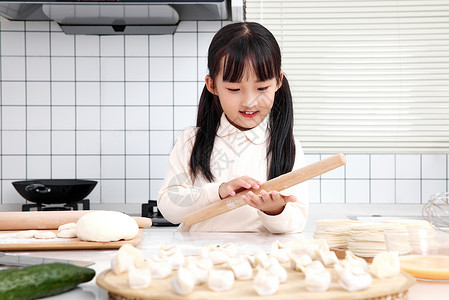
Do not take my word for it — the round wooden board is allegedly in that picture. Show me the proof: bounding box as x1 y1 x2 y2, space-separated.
96 262 415 300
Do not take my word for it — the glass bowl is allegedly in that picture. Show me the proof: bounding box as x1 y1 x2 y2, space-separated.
384 228 449 281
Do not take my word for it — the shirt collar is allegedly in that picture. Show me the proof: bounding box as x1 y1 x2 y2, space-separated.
216 113 269 145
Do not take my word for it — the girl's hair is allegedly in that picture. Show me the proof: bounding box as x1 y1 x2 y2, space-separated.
190 22 295 182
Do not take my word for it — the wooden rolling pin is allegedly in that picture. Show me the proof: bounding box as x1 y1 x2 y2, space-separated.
184 153 347 226
0 211 152 230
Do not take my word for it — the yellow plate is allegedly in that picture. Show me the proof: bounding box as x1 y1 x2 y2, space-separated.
400 255 449 281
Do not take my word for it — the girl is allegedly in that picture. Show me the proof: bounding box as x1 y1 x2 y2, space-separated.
157 22 308 232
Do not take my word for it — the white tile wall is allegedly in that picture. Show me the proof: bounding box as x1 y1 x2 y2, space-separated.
371 180 395 203
396 154 420 179
27 156 51 179
422 155 446 179
371 154 395 178
1 17 448 208
27 82 51 105
346 180 370 204
52 82 75 105
2 82 26 105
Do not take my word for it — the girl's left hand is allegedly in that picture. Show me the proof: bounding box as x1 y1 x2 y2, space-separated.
241 190 297 215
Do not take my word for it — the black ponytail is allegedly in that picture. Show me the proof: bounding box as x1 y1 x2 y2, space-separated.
267 76 295 179
189 86 222 181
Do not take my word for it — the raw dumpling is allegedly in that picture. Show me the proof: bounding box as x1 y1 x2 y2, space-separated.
34 231 56 239
227 256 253 280
57 229 77 238
290 253 312 271
369 251 400 278
271 240 291 263
159 244 184 270
253 250 269 268
16 230 37 239
145 259 172 279
195 257 214 271
58 222 76 232
304 269 331 292
246 254 256 268
344 250 368 270
265 257 287 283
183 257 210 285
335 262 372 292
128 267 152 289
301 260 325 274
316 249 338 267
172 267 196 295
120 244 145 268
201 246 228 265
208 269 235 292
221 243 238 258
111 250 134 274
253 269 279 296
290 240 320 260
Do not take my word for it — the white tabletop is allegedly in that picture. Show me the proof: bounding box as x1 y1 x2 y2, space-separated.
3 227 449 300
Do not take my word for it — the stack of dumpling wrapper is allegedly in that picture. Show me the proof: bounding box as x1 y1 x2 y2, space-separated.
347 222 407 257
313 219 361 249
349 220 434 257
381 219 433 230
315 218 433 257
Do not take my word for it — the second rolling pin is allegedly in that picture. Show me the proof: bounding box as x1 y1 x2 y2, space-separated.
0 210 152 230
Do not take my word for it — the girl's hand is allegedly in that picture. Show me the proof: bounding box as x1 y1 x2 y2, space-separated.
219 176 262 200
242 190 297 215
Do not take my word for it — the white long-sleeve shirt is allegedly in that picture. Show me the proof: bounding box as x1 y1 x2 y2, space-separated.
157 113 308 232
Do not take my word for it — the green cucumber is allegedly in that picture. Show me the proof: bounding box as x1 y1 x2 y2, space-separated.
0 263 95 300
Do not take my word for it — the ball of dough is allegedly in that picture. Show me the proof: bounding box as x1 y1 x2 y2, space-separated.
76 211 139 242
34 231 57 239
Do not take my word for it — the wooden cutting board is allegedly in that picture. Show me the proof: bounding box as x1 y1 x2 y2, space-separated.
96 262 415 300
0 229 144 251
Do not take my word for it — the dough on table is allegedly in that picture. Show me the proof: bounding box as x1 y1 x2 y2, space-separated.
16 230 38 239
57 228 77 238
58 222 77 232
76 211 139 242
34 231 57 239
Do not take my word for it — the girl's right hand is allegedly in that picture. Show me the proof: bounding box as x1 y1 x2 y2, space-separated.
219 176 262 199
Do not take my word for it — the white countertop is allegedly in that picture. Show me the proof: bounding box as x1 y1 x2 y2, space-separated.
3 227 449 300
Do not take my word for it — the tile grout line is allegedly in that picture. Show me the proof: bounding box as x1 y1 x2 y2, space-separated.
123 35 127 204
73 27 78 180
98 36 103 204
24 21 29 182
148 34 152 203
0 17 2 203
48 21 54 180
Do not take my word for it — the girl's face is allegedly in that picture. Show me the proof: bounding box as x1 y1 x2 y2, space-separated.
206 67 282 131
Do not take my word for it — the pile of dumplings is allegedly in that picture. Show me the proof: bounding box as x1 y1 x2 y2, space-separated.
110 239 401 296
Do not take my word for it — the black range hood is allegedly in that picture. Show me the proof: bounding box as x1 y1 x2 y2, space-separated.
0 0 233 35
